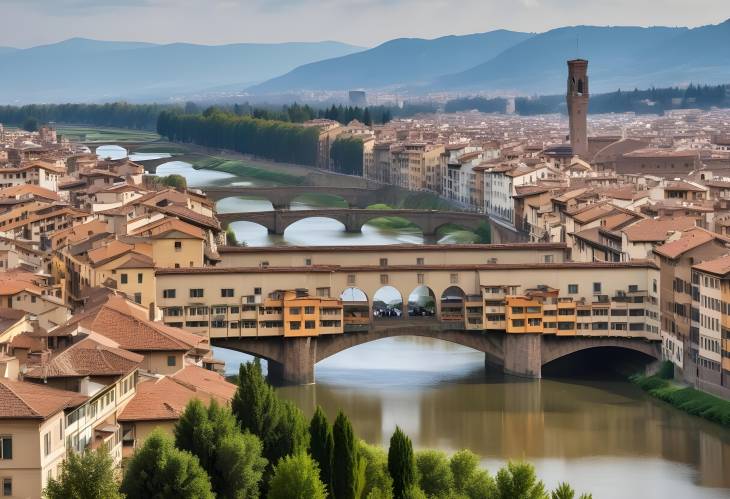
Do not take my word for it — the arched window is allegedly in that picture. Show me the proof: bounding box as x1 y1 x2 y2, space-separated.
577 79 584 95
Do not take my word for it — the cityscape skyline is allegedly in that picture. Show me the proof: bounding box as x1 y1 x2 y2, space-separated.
1 0 727 48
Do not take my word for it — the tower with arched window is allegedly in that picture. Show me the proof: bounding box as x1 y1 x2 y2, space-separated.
566 59 589 159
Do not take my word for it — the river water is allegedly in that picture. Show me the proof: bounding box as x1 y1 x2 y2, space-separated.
124 148 730 498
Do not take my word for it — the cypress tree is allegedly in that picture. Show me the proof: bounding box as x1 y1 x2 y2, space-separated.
332 411 358 499
388 426 415 499
309 406 335 495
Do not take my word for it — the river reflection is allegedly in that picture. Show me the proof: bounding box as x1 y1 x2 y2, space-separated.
272 337 730 499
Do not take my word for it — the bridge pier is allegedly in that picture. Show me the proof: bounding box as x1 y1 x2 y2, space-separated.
503 333 542 378
267 337 316 385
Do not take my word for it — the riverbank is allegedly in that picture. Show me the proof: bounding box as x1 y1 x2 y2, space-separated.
630 364 730 427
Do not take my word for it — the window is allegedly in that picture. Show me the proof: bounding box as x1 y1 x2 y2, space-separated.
305 320 316 329
450 273 459 284
44 432 51 456
59 419 63 441
305 258 312 266
2 478 11 497
347 274 356 285
190 289 204 298
137 273 143 284
380 274 389 285
120 273 128 284
543 254 553 263
380 258 388 267
289 321 301 330
133 293 142 304
254 287 262 295
593 282 602 293
304 306 315 314
163 289 176 299
221 288 234 298
0 437 11 460
511 307 524 314
174 241 182 251
511 319 525 327
316 287 330 297
290 307 301 315
628 284 638 293
167 356 176 367
417 273 425 284
416 258 424 265
568 284 578 294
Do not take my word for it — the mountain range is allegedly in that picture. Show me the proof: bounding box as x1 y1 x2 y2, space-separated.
252 19 730 96
1 19 729 104
0 38 363 104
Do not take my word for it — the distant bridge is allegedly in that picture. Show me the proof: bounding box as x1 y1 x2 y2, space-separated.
217 208 489 235
203 185 384 209
214 320 660 385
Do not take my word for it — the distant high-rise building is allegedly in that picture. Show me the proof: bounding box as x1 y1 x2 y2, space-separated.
349 90 367 107
566 59 589 159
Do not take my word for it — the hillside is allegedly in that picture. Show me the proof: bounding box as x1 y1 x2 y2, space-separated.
248 30 533 94
435 21 730 93
0 38 364 104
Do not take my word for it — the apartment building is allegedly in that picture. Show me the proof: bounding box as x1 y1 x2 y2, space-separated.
654 228 729 376
691 254 730 398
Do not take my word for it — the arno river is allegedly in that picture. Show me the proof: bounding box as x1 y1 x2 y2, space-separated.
104 145 730 498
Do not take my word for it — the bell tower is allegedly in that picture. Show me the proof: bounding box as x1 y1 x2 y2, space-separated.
566 59 589 159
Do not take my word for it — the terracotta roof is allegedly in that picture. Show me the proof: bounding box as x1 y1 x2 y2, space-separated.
0 185 61 201
622 217 697 242
129 216 206 240
82 295 207 352
151 205 220 231
693 253 730 277
87 240 134 266
0 270 44 296
0 378 87 419
23 336 143 379
171 365 236 401
117 370 235 422
665 181 706 192
653 228 726 259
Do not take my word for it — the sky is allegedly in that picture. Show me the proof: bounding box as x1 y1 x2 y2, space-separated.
2 0 728 48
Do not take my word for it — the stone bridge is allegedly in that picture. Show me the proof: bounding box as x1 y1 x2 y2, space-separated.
213 320 661 384
217 208 489 235
203 185 385 209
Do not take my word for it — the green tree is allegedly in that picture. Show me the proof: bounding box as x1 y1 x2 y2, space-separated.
43 446 122 499
551 483 574 499
495 461 547 499
388 427 416 499
333 411 359 499
449 449 479 494
415 450 454 498
464 470 497 499
267 453 327 499
363 108 372 126
120 429 214 499
309 406 335 494
402 485 427 499
174 399 266 499
232 361 308 474
22 117 39 132
359 441 393 499
226 226 239 246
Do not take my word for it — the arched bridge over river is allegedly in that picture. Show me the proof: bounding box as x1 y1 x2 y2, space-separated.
217 208 489 235
213 320 660 384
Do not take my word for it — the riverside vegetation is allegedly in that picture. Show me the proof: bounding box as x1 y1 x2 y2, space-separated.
42 359 591 499
631 361 730 427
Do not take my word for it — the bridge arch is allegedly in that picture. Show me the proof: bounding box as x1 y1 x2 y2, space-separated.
440 286 466 322
407 285 436 318
215 196 274 213
341 287 370 329
373 286 403 319
281 215 349 236
540 336 660 367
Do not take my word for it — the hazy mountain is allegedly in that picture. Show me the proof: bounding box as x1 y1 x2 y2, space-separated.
434 21 730 94
248 30 533 94
0 38 364 104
